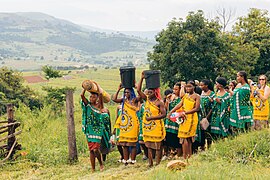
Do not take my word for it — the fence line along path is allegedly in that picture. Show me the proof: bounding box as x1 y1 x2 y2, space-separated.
0 104 22 162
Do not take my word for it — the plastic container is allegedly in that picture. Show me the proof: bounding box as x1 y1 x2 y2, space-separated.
169 112 185 124
144 70 161 89
120 66 136 88
82 80 111 103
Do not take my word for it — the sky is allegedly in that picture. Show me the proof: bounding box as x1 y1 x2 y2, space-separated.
1 0 270 31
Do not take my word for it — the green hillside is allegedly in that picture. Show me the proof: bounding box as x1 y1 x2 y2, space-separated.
0 12 154 70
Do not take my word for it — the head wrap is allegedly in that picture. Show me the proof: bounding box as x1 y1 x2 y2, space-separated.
121 88 137 114
154 88 162 100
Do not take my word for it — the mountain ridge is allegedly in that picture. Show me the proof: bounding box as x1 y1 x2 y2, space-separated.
0 12 155 70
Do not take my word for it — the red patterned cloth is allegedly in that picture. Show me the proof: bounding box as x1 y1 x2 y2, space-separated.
154 88 162 100
88 142 100 150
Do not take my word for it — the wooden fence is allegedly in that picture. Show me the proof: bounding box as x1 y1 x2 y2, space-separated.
0 104 21 162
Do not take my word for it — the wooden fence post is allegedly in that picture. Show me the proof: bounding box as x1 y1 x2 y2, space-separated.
66 90 78 163
7 104 15 159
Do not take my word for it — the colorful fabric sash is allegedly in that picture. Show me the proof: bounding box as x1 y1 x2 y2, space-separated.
210 92 230 136
115 101 139 142
143 99 166 142
165 97 181 134
252 89 269 121
195 91 215 142
178 94 198 138
81 101 109 145
229 84 253 128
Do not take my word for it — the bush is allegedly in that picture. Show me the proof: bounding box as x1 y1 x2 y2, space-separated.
0 67 43 114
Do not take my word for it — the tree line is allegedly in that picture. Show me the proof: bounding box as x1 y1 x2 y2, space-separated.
148 8 270 86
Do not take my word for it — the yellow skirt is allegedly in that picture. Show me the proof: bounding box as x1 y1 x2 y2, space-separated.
178 113 198 139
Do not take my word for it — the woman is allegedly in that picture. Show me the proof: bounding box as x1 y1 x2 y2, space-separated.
195 79 215 151
227 80 237 96
81 89 109 172
164 83 182 158
112 84 140 165
210 77 230 139
167 80 200 159
251 75 270 130
229 71 253 133
137 72 166 167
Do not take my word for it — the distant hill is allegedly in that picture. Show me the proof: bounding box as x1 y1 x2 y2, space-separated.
0 12 154 70
81 25 159 40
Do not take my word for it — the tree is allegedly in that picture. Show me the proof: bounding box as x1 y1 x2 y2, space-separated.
216 7 236 32
42 86 75 115
148 10 231 86
0 67 43 114
219 33 259 79
42 65 62 80
233 8 270 77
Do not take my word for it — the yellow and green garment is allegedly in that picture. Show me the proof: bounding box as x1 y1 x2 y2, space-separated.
178 94 198 138
137 103 145 141
229 84 253 129
164 97 181 134
210 92 230 137
196 91 215 142
81 100 110 147
115 101 139 142
143 99 166 142
252 89 269 121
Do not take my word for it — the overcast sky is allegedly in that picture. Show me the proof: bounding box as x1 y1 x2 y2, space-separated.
1 0 270 31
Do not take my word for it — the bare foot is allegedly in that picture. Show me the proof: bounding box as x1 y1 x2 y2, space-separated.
100 165 105 171
91 169 95 173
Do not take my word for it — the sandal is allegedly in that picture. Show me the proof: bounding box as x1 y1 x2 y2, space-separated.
131 160 136 164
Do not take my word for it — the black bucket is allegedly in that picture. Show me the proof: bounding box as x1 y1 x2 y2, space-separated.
144 70 161 89
120 66 136 88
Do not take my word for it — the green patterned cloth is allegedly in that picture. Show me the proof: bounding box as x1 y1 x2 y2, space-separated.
196 91 215 143
210 92 230 137
137 103 145 141
115 108 121 142
81 100 110 149
164 97 181 134
229 84 253 129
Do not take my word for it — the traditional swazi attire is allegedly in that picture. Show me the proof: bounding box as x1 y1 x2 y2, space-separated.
178 94 198 143
164 97 181 148
252 89 269 121
100 111 111 156
114 108 121 144
196 91 215 143
230 84 253 129
115 101 139 146
210 92 230 137
137 103 145 142
81 101 110 150
143 98 166 150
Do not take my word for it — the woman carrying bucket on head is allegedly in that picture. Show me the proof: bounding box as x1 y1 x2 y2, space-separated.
112 84 140 165
112 66 140 165
137 70 166 167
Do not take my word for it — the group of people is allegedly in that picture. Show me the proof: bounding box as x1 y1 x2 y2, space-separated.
80 70 269 172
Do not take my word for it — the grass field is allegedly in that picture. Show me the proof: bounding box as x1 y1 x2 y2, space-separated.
1 67 270 179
